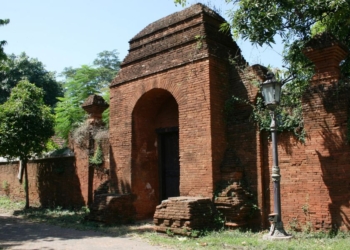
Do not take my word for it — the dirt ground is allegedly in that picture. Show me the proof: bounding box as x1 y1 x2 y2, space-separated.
0 213 169 250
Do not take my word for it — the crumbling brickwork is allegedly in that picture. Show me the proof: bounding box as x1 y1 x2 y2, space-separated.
154 197 216 235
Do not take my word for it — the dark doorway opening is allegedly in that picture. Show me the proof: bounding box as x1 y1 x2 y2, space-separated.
157 127 180 201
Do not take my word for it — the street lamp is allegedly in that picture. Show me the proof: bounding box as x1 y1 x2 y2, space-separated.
261 72 292 240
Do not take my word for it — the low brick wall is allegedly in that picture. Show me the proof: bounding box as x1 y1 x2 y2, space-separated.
0 156 85 208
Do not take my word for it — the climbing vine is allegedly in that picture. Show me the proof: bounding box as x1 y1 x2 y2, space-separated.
89 144 103 166
225 67 308 142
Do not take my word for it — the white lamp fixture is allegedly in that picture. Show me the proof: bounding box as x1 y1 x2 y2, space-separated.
261 72 282 110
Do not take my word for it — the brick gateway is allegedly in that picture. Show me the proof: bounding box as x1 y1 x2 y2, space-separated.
108 3 350 231
1 4 349 233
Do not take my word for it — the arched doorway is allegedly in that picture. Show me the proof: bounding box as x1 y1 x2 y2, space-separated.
132 88 179 219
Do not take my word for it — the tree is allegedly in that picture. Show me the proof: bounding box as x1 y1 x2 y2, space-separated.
0 52 63 106
175 0 349 139
0 80 55 208
0 19 9 63
175 0 350 77
55 50 120 141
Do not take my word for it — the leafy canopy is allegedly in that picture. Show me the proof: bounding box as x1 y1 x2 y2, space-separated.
175 0 349 140
174 0 350 76
0 52 63 106
0 19 9 62
0 80 55 161
55 50 120 141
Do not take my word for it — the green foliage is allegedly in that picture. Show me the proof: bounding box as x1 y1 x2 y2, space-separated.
229 0 350 81
0 18 9 63
2 195 350 249
2 180 9 196
174 0 187 7
145 227 350 249
288 217 300 231
226 69 306 141
0 53 62 106
55 65 100 140
55 50 119 141
102 89 110 126
89 145 103 165
2 180 8 190
0 80 51 207
166 228 175 236
22 180 27 191
93 50 121 74
224 0 348 45
194 35 206 49
175 0 350 101
45 138 61 151
0 80 55 161
213 210 225 229
0 195 25 211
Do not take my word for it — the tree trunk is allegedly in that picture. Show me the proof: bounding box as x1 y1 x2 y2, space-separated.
23 159 30 209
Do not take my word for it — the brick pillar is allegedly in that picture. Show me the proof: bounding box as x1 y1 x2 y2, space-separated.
73 95 109 205
299 33 350 230
82 95 109 125
303 32 348 85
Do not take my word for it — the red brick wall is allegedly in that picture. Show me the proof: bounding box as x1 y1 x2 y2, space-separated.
209 56 231 186
220 64 266 227
261 89 350 231
261 41 350 231
264 93 350 229
0 157 85 208
0 162 27 202
0 136 110 209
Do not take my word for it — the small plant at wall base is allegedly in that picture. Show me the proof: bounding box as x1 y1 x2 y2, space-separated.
288 217 300 231
213 210 225 229
166 228 175 237
2 181 9 196
301 195 314 233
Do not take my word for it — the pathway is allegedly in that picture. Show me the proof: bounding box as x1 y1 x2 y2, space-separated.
0 214 169 250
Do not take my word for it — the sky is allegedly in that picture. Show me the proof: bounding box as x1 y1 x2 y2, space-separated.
1 0 284 76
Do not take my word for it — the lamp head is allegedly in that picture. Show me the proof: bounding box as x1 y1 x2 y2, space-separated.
261 72 282 110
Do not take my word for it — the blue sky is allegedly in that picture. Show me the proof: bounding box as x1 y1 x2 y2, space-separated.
1 0 284 75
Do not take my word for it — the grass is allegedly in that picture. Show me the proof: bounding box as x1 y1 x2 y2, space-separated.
143 230 350 249
0 198 154 238
1 195 350 249
0 196 25 212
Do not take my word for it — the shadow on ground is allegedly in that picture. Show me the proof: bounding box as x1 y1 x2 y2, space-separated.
0 212 157 250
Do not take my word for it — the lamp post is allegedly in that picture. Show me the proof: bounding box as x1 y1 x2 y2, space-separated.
261 72 292 240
